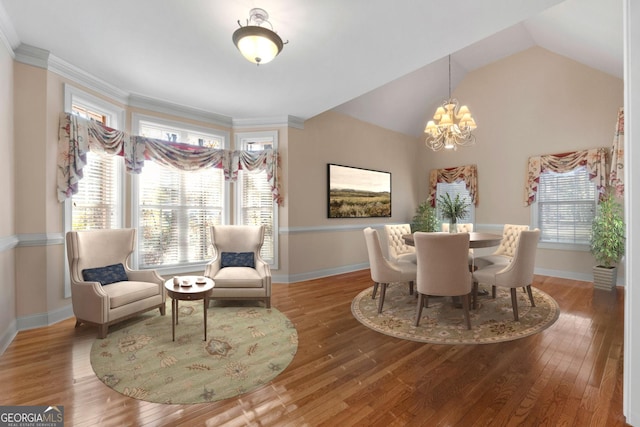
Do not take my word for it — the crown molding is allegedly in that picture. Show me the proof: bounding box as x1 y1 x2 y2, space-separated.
11 40 303 130
233 115 304 130
48 54 129 105
128 93 233 128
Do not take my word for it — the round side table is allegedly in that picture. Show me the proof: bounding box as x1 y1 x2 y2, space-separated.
164 276 214 341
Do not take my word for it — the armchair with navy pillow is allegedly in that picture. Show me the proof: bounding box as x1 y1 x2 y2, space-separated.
66 228 165 338
204 225 272 308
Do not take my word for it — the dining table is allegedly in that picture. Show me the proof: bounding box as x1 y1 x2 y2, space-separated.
402 231 502 248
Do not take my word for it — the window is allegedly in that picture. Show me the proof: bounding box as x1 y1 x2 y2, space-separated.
235 131 278 267
435 181 474 226
132 114 228 272
533 166 597 245
64 85 124 231
63 85 125 297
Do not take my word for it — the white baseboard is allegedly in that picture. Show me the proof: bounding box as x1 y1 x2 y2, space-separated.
272 263 369 284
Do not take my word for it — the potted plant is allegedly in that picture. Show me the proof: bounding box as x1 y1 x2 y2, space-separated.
410 201 439 232
438 193 470 233
590 191 625 290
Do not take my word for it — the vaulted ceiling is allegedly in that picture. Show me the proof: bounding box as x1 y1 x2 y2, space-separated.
0 0 623 137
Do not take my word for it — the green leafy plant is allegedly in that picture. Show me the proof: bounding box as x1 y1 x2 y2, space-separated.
590 191 625 268
411 201 439 232
438 193 470 222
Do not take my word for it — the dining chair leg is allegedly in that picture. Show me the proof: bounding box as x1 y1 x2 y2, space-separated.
510 288 519 321
462 293 471 330
415 293 425 326
472 281 478 309
408 280 414 296
526 285 536 307
372 283 379 299
378 283 388 314
492 285 497 299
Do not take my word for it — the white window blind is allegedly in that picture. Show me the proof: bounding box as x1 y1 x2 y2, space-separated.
435 181 474 226
236 132 277 266
136 119 226 269
536 166 596 244
71 152 120 230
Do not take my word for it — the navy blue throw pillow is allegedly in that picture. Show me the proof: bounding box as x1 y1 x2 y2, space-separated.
82 263 128 286
220 252 255 268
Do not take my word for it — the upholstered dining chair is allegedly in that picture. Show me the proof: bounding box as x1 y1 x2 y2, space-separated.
441 222 475 269
205 225 272 308
441 222 474 233
474 224 529 270
384 223 416 263
363 227 417 314
472 229 541 322
414 232 473 329
66 228 166 338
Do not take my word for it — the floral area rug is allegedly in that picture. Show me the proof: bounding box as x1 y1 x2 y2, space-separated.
90 300 298 404
351 283 559 344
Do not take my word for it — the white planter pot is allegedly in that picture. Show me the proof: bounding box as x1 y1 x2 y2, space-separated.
593 266 617 291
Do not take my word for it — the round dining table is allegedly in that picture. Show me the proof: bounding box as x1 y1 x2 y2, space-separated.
402 232 502 248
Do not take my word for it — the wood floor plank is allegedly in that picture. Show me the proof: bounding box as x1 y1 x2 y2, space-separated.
0 271 630 426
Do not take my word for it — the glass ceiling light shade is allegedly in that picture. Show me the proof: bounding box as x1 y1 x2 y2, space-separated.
424 56 477 151
233 8 284 65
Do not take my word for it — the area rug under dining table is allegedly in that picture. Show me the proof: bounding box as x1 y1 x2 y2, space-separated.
90 300 298 404
351 282 559 344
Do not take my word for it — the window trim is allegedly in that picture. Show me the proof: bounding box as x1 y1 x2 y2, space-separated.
234 131 279 269
130 113 230 275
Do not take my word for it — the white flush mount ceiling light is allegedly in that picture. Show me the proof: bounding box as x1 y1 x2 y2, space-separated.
232 8 286 65
424 55 477 151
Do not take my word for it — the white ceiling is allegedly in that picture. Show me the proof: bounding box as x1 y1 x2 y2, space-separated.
0 0 623 137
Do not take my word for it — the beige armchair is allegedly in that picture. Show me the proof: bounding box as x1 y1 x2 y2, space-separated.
66 228 166 338
204 225 271 308
384 224 416 263
473 229 540 321
363 227 416 313
414 232 473 329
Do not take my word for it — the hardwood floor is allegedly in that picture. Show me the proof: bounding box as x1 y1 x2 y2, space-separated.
0 271 628 426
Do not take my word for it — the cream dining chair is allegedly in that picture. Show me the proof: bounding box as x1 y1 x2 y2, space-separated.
384 223 416 263
363 227 417 313
472 229 540 321
414 232 473 329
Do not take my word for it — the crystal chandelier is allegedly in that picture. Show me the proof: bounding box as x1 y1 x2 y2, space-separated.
233 8 285 65
424 55 477 151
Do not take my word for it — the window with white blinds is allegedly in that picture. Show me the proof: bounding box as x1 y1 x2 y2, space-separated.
65 86 124 231
535 166 596 245
134 117 227 269
435 181 474 227
71 151 120 230
236 131 278 266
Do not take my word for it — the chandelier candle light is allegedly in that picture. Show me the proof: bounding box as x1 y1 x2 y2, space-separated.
424 55 477 151
233 8 285 65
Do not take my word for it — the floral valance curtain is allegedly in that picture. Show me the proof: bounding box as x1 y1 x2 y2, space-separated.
428 164 478 207
609 107 624 197
57 113 282 205
524 147 608 206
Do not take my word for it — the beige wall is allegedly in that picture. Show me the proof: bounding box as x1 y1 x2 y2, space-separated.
417 47 624 280
283 111 420 279
0 39 16 347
